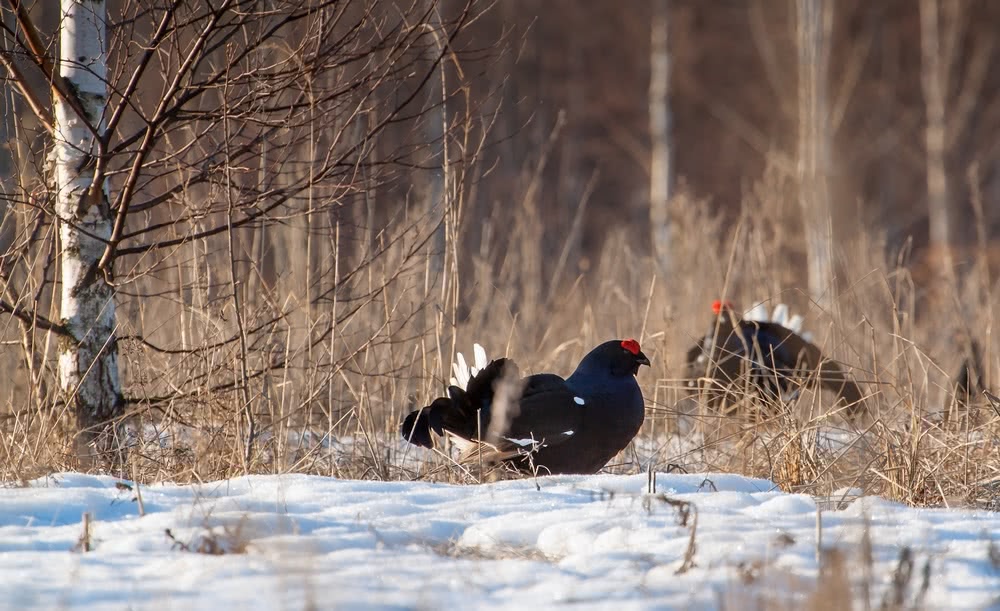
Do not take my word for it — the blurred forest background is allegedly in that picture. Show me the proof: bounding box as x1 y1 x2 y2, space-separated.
1 0 999 493
456 0 1000 298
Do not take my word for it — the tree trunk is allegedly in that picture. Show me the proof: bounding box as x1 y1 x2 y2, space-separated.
919 0 954 294
0 97 13 272
649 0 672 276
796 0 835 309
423 3 450 361
54 0 123 464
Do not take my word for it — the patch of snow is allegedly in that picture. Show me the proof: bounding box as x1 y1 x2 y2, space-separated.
0 472 996 609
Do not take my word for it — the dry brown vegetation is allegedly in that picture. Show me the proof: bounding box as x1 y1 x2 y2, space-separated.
0 1 997 521
3 158 998 513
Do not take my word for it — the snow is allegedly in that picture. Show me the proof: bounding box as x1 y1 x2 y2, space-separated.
0 472 997 610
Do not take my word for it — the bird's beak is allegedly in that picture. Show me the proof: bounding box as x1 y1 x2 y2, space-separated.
636 351 651 367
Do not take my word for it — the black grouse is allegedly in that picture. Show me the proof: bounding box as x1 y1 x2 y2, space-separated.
685 300 865 416
953 335 985 410
401 339 650 475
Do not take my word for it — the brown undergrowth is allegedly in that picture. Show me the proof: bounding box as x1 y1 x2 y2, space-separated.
0 167 997 513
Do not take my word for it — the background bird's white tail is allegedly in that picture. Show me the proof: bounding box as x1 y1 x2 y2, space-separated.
743 302 813 342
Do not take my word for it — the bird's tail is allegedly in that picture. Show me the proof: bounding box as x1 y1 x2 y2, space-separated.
400 357 517 448
450 343 490 389
744 301 813 342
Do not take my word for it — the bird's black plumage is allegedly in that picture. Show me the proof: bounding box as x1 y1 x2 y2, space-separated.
401 339 650 475
685 302 865 416
953 336 985 409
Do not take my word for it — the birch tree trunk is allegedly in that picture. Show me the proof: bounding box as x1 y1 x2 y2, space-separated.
54 0 123 462
796 0 835 309
649 0 672 276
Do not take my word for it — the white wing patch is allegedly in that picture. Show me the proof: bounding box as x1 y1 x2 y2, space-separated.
574 397 585 405
504 437 540 447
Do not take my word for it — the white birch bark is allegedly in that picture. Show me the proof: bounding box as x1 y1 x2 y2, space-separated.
796 0 835 309
54 0 122 459
649 0 672 276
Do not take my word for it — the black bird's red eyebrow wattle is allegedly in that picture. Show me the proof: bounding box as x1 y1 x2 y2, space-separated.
621 339 640 355
711 299 734 315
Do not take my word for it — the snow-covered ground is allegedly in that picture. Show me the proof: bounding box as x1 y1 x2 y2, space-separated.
0 472 998 610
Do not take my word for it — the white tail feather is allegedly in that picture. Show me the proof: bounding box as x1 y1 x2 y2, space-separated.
744 302 769 322
451 352 470 389
450 344 491 390
743 302 814 343
473 344 488 371
771 303 790 328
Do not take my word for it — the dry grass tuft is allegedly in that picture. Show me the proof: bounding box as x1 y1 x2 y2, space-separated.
164 518 252 556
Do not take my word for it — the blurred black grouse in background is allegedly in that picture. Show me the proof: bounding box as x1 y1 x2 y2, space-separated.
401 339 650 475
953 333 985 410
685 300 865 416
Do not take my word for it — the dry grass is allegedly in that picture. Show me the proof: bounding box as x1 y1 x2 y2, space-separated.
164 519 252 556
716 517 942 611
0 146 997 516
